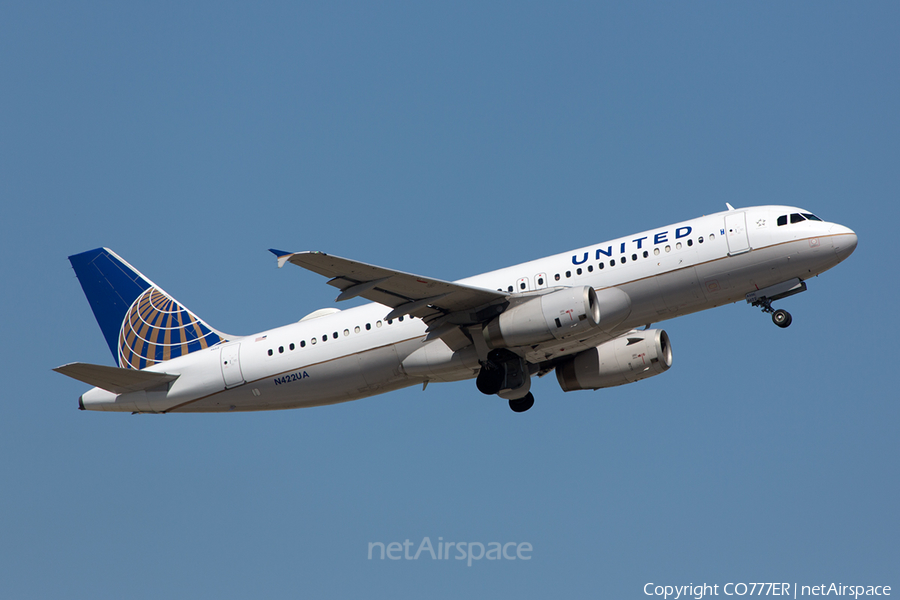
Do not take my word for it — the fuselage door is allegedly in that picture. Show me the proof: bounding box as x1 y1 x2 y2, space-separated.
535 273 548 289
725 211 751 256
220 343 245 388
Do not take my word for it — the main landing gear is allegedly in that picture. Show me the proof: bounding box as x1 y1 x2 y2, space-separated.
508 393 535 413
475 349 536 413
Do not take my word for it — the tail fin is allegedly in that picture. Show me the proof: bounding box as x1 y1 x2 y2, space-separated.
68 248 229 369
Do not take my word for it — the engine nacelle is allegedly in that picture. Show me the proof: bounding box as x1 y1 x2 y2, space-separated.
484 286 630 349
556 329 672 392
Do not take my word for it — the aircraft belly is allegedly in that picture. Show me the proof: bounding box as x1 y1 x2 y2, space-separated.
174 355 366 412
655 266 704 312
357 342 404 390
400 338 479 383
618 278 667 323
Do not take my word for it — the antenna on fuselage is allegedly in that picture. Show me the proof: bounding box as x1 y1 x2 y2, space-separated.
725 202 735 210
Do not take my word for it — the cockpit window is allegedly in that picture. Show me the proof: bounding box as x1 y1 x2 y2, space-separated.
779 212 822 226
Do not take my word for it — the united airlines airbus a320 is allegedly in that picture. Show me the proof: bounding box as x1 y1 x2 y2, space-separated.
56 204 857 414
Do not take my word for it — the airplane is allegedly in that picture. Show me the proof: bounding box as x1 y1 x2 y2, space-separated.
55 204 857 414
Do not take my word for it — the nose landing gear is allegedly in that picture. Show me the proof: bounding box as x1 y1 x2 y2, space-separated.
746 278 807 329
751 295 793 328
771 308 792 328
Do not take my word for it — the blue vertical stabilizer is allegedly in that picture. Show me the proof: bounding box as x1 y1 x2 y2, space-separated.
68 248 227 369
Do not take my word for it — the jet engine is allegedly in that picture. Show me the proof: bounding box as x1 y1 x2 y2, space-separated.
555 329 672 392
483 286 631 349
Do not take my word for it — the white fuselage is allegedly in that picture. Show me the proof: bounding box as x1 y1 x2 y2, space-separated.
80 205 857 413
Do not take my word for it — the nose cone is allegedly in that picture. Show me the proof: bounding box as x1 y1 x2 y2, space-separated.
830 224 858 262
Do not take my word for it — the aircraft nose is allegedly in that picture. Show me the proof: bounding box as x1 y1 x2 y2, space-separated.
830 224 858 261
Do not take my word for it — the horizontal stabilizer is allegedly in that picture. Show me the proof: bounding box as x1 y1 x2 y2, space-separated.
54 362 179 394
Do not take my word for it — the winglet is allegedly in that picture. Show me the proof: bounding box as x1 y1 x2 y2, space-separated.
269 249 294 269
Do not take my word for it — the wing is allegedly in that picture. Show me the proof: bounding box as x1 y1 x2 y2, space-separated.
270 250 509 332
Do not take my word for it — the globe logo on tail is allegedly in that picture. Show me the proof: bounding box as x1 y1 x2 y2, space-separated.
118 287 225 369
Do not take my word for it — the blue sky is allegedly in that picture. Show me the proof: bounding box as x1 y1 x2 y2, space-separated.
1 2 897 598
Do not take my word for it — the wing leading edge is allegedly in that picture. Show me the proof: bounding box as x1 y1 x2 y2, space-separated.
269 250 509 331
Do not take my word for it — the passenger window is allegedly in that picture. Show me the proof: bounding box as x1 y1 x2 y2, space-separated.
279 346 284 354
311 338 317 345
566 271 571 278
609 260 615 267
538 277 544 285
519 282 526 290
366 323 371 330
654 248 660 256
676 242 682 250
333 332 338 339
698 236 704 243
554 274 560 281
777 215 788 226
710 233 715 240
631 254 637 261
620 257 626 264
268 349 273 356
687 239 693 247
376 321 382 328
300 340 306 348
508 285 514 292
587 265 592 273
665 245 671 253
599 263 604 270
289 343 295 351
398 316 404 322
643 251 648 258
355 326 361 333
322 335 327 342
576 268 582 275
344 329 350 336
791 213 805 224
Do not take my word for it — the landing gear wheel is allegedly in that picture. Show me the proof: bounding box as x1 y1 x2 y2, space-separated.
772 309 792 328
476 365 503 395
508 393 535 413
